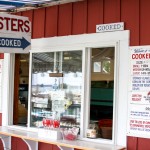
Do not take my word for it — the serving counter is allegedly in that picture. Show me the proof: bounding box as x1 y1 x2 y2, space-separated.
0 126 125 150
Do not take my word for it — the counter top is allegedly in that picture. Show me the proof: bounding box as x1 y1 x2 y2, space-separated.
0 126 125 150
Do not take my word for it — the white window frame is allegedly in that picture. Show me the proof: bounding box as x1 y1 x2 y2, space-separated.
82 44 122 144
28 49 84 131
2 31 129 146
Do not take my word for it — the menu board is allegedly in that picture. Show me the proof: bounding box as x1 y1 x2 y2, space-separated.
127 46 150 138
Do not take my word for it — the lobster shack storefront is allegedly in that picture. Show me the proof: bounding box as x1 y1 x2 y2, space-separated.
0 0 150 150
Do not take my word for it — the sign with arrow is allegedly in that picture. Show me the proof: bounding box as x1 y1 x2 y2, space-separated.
0 13 31 53
0 37 30 49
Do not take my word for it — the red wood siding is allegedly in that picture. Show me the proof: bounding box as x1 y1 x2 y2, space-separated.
0 140 3 150
45 6 58 37
21 10 33 22
38 142 53 150
58 3 72 36
127 136 138 150
11 137 28 150
140 0 150 45
121 0 140 46
0 54 4 59
87 0 103 33
12 0 150 45
72 0 87 34
32 8 46 38
137 138 150 150
104 0 120 23
1 0 150 149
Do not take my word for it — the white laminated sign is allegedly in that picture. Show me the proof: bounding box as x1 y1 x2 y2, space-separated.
127 46 150 138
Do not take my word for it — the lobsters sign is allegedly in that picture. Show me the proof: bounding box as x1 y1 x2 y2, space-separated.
0 13 31 53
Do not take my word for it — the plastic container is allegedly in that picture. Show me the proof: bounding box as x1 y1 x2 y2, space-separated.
99 119 112 139
99 119 112 127
100 127 112 139
61 127 79 141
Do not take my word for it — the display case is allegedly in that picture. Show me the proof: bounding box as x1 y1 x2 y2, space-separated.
30 51 82 130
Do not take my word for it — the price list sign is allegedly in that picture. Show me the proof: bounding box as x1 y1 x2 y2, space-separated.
127 46 150 138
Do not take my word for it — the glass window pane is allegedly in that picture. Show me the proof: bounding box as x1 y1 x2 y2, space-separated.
30 51 82 131
89 47 114 140
93 62 101 72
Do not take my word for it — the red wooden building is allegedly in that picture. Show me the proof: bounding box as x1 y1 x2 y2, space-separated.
0 0 150 149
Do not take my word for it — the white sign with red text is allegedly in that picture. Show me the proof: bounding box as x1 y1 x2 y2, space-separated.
129 91 150 105
0 13 31 53
127 46 150 138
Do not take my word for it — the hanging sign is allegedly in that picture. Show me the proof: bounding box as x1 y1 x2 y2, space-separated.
127 46 150 138
0 13 31 53
96 22 124 33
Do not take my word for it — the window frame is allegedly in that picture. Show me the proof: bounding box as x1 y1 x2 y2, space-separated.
83 46 117 144
28 50 84 130
2 31 129 146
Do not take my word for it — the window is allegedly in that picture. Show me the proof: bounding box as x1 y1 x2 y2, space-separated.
89 47 115 140
2 32 129 146
13 48 115 140
92 47 113 74
30 51 82 130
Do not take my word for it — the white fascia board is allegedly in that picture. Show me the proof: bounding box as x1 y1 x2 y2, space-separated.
31 31 129 52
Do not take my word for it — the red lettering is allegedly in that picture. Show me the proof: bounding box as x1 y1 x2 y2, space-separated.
132 53 150 59
24 20 30 32
0 16 30 33
146 53 150 59
18 19 24 32
132 54 136 59
4 17 10 30
0 17 3 29
11 18 17 31
139 54 144 59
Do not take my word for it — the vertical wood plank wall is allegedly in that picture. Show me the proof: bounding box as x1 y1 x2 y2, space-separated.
18 0 150 46
1 0 150 149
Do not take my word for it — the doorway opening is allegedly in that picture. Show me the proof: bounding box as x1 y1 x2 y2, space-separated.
13 54 29 126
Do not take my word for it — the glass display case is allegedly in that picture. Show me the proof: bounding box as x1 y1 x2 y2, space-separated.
30 51 82 130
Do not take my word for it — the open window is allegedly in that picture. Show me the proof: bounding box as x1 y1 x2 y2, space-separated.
88 47 115 140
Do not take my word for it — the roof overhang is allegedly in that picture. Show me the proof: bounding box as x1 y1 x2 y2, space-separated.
0 0 84 13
